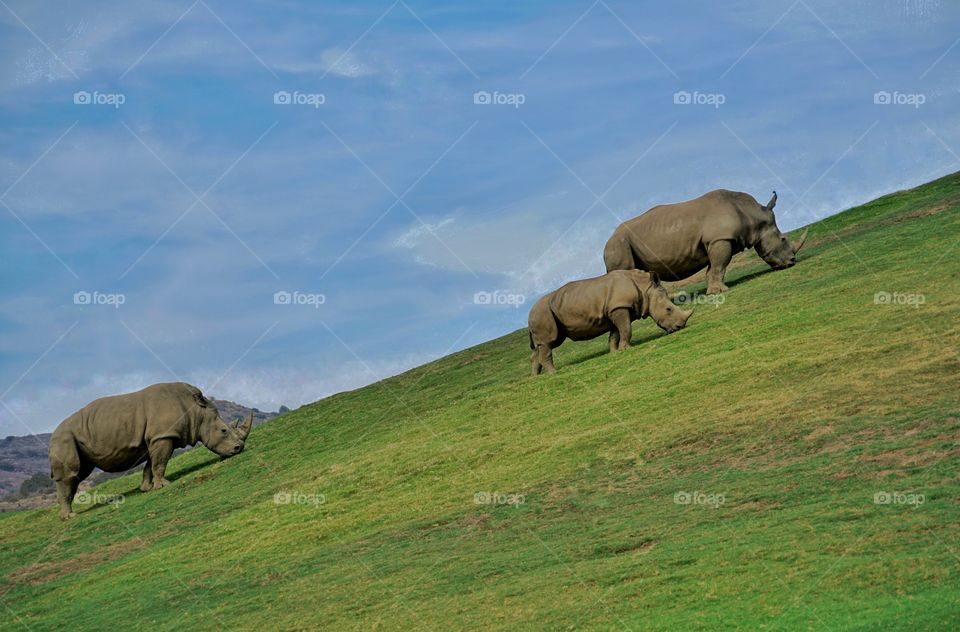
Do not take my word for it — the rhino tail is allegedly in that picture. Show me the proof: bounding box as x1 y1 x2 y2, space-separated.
529 329 535 350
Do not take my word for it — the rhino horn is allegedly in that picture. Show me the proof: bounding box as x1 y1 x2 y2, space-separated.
237 412 253 440
792 227 809 254
765 190 777 211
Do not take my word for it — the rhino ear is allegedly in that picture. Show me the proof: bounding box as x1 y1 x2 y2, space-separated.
192 389 210 408
647 271 660 286
765 190 778 212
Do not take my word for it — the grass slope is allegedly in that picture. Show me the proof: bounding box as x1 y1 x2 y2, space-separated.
2 174 959 631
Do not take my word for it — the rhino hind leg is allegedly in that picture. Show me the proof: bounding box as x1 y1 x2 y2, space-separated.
603 236 635 272
705 241 734 294
609 308 632 352
54 479 77 520
537 345 557 374
50 436 84 520
140 456 153 492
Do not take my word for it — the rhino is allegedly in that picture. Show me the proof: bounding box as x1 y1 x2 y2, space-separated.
49 382 252 519
603 190 808 294
528 269 691 374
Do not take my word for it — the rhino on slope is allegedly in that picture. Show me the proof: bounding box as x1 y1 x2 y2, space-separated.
49 382 252 519
603 190 808 294
528 270 691 375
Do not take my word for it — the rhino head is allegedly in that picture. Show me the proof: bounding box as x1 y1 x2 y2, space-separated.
196 398 253 458
753 191 809 270
641 272 692 333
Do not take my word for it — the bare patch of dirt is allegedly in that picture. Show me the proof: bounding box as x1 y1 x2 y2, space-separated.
459 513 491 532
859 443 960 469
6 537 150 586
545 485 578 503
804 425 835 442
595 539 656 557
881 199 958 225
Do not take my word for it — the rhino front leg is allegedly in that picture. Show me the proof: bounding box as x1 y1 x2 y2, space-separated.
608 329 620 353
609 308 632 351
148 439 174 489
706 241 734 294
140 457 153 492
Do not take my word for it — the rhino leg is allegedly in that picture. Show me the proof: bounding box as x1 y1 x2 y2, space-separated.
537 345 556 374
609 308 632 351
603 235 635 272
148 439 174 489
529 313 560 375
54 479 77 520
530 349 542 375
705 241 734 294
140 457 153 492
51 436 83 519
608 330 620 352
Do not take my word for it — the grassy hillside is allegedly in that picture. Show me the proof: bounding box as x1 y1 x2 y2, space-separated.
2 174 959 631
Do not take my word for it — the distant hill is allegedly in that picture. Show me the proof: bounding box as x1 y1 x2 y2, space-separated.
0 399 278 501
0 433 50 497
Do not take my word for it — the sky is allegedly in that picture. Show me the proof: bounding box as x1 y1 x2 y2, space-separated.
1 0 958 434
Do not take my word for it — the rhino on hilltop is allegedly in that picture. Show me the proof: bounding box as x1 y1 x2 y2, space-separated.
603 190 808 294
49 382 252 519
528 270 691 375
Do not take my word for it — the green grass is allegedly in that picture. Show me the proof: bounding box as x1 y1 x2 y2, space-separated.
2 173 960 631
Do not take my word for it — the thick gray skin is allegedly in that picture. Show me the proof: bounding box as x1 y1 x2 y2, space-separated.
528 270 692 375
49 382 252 519
603 190 808 294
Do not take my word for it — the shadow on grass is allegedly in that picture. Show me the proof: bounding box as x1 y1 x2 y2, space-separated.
167 456 221 482
92 455 223 501
563 330 666 368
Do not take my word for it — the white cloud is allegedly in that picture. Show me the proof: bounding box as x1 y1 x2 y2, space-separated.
320 49 375 78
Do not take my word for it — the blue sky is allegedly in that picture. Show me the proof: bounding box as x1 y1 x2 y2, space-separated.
1 0 958 433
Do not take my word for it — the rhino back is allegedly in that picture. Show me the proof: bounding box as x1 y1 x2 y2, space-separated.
617 191 746 280
67 383 200 471
548 275 624 340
